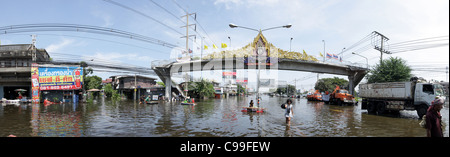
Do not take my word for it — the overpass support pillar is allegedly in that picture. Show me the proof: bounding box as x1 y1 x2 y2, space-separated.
348 75 355 96
164 74 172 102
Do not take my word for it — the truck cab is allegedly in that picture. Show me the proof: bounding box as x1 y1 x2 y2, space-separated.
414 83 446 118
324 86 356 105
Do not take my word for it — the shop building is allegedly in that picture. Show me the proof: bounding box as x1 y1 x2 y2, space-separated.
0 44 50 99
109 75 162 100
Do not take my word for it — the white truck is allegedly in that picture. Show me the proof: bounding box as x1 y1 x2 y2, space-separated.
359 79 446 118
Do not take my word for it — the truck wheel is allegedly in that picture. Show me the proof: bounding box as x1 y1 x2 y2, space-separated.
377 102 386 115
337 99 342 106
367 103 377 114
416 105 428 119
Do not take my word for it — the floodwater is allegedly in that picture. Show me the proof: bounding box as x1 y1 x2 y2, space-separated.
1 95 448 137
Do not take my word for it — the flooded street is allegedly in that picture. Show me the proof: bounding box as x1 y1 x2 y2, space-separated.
1 96 448 137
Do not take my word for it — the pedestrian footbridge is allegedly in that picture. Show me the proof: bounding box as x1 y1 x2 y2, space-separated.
152 32 368 100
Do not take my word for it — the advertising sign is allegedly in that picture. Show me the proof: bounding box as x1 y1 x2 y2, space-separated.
38 66 83 90
31 63 40 102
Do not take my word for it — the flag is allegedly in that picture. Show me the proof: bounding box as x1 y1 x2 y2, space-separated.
221 43 227 48
204 45 208 50
319 52 324 57
326 53 332 58
333 54 338 60
213 44 218 49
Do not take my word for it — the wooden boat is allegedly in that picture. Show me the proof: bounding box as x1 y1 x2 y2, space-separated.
241 107 265 113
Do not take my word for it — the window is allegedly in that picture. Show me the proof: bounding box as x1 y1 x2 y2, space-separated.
17 59 23 67
433 84 444 96
422 84 434 95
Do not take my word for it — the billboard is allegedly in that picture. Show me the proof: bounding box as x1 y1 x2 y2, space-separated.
38 66 83 90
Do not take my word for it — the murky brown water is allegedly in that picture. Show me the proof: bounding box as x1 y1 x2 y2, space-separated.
1 95 448 137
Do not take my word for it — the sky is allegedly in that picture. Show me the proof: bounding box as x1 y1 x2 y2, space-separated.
1 0 448 92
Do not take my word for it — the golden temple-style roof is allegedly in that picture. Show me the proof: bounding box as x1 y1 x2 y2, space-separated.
203 32 318 62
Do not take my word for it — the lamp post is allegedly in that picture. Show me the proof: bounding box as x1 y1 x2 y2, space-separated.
290 37 293 52
352 52 368 69
322 40 325 62
229 23 292 106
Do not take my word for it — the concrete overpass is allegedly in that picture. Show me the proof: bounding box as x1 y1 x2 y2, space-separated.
152 57 368 101
152 32 368 100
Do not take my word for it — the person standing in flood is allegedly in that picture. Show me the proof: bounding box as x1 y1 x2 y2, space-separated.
285 99 294 125
426 98 444 137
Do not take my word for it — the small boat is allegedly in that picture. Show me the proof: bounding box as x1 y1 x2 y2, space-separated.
146 101 159 104
241 107 265 113
181 98 195 105
1 99 20 106
181 102 196 105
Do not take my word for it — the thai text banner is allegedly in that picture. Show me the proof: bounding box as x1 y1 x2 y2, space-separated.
38 67 83 90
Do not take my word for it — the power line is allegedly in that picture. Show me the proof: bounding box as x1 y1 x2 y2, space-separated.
102 0 183 36
171 0 217 47
0 23 180 48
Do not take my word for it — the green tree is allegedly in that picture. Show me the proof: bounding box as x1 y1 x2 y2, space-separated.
85 75 102 90
103 83 114 97
366 57 412 83
189 79 215 99
276 85 296 95
315 77 349 93
237 84 246 95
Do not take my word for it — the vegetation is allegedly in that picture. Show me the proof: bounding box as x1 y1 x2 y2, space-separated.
85 75 102 90
366 57 412 83
104 84 121 101
236 84 246 95
156 81 165 87
188 79 215 99
314 77 349 93
276 84 296 95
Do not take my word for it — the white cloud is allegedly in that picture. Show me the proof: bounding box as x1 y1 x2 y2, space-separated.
91 11 114 27
45 39 74 52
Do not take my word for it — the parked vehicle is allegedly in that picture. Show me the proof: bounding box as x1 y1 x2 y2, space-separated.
359 78 446 118
323 86 356 105
307 90 322 101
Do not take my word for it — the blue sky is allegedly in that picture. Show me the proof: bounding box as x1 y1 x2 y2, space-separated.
1 0 448 91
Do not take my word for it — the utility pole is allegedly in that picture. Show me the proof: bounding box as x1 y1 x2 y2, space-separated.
31 35 37 62
373 31 391 63
180 11 196 99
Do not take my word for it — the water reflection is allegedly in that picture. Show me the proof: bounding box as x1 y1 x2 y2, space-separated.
0 96 448 137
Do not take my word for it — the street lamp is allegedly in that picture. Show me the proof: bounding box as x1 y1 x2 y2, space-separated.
352 52 368 69
229 23 292 106
229 23 292 32
290 37 293 52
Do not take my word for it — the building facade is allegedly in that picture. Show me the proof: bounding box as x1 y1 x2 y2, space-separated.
0 44 50 99
109 75 161 100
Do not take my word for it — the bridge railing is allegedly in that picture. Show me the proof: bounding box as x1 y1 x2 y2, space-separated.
151 59 175 68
